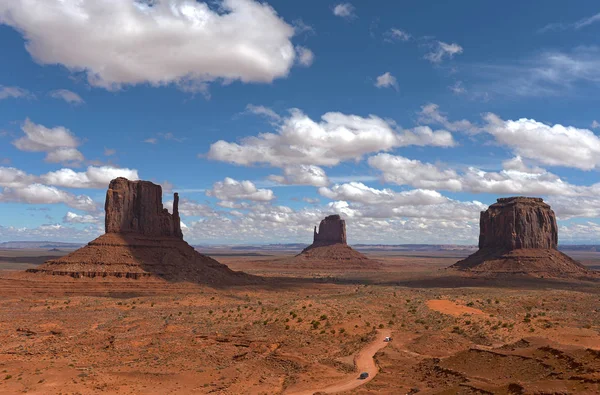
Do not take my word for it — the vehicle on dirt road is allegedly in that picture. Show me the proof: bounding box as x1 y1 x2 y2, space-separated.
359 372 369 380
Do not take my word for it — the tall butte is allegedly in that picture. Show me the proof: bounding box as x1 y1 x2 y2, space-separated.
293 215 380 268
28 178 254 284
451 197 590 277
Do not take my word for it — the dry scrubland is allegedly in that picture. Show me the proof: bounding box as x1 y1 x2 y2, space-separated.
0 250 599 394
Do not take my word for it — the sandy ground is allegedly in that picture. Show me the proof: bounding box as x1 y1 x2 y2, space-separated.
0 249 599 394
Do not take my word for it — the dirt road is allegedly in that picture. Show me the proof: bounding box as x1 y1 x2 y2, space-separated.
288 329 392 395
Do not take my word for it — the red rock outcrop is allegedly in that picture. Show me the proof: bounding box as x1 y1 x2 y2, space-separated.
452 197 590 277
28 178 254 285
294 215 380 269
312 214 347 246
478 197 557 250
105 178 182 238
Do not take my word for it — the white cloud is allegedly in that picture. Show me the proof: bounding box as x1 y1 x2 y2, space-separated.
14 119 79 151
104 148 116 156
144 138 158 144
45 147 85 164
13 119 84 164
368 153 462 191
41 166 139 189
0 85 33 99
0 184 98 212
333 3 355 19
0 167 37 188
425 41 463 63
369 153 599 197
484 113 600 170
244 104 281 122
0 223 102 242
208 108 454 167
318 182 449 206
473 47 600 97
296 46 314 67
418 103 480 134
385 28 410 42
49 89 84 104
206 177 274 202
268 165 329 187
592 120 600 129
0 0 307 92
63 211 100 224
540 12 600 33
448 81 466 94
375 72 398 90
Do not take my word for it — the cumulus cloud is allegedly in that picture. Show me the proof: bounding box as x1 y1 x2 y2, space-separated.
206 177 274 202
318 182 449 206
208 108 454 167
0 85 33 100
268 165 329 187
484 113 600 170
49 89 84 104
0 184 98 212
13 119 84 164
41 166 139 189
0 0 307 92
0 167 37 188
368 153 462 191
424 41 463 63
333 3 355 19
369 153 600 197
375 72 399 90
63 211 100 224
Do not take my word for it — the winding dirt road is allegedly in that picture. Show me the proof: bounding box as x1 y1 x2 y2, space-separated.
288 329 392 395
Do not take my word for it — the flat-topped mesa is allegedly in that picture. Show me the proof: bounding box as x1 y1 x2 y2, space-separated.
451 196 590 277
313 214 347 246
479 196 557 251
105 177 182 238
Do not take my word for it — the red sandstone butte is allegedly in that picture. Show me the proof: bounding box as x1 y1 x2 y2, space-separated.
28 178 254 284
452 197 590 277
296 215 380 268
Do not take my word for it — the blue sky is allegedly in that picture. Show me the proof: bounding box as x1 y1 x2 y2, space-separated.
1 0 600 244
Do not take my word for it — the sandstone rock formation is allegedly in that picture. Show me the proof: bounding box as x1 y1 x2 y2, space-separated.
105 178 182 238
312 214 347 246
294 215 380 269
28 178 254 284
452 197 590 277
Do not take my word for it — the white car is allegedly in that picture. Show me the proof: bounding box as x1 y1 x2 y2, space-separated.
384 337 392 342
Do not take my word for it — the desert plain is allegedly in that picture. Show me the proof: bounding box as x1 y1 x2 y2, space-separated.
0 247 599 395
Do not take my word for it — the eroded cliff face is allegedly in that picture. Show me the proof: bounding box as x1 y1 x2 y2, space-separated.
313 214 347 246
104 177 182 238
478 197 557 250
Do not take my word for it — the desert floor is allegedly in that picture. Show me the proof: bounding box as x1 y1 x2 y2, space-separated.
0 249 599 394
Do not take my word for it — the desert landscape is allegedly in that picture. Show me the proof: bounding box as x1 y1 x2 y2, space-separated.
2 1 600 394
0 180 599 394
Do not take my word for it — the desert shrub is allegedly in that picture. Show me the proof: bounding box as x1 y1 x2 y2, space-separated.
320 314 328 321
